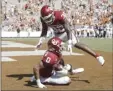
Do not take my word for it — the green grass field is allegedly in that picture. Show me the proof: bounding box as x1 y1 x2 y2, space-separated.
2 37 113 52
80 38 113 52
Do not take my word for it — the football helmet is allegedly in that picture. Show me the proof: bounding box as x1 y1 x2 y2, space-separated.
41 5 55 24
48 37 64 53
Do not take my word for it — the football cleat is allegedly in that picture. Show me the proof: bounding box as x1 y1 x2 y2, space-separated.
96 56 105 66
72 68 84 74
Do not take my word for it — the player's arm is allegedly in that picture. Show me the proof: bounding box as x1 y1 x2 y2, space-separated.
40 17 48 37
62 15 73 53
63 17 72 40
36 18 48 49
33 62 47 88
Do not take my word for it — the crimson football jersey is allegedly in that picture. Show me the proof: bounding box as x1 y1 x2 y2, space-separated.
39 50 61 77
41 10 66 35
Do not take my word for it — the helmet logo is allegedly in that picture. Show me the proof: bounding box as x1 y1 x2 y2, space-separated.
51 39 60 48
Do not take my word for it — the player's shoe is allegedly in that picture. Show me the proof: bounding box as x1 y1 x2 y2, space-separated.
64 64 84 75
96 56 105 66
30 75 36 82
71 68 84 74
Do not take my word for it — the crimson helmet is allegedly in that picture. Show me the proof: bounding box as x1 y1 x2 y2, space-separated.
48 37 64 53
41 5 55 24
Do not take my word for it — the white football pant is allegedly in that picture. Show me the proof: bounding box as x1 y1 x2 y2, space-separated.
55 31 79 45
40 68 71 85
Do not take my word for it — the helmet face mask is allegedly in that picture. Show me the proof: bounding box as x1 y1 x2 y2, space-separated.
41 12 55 24
59 42 66 52
41 5 55 25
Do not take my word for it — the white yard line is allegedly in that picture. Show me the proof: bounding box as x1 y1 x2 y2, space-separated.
2 50 84 57
1 41 84 62
1 57 17 62
2 41 35 48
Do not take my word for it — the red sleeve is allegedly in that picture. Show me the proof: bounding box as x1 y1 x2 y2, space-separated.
58 11 66 23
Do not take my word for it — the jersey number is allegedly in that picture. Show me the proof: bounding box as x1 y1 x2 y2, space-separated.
46 57 51 63
44 52 51 63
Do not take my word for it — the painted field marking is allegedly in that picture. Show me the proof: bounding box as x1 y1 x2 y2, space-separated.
1 41 84 62
2 50 84 57
2 41 34 48
1 57 17 62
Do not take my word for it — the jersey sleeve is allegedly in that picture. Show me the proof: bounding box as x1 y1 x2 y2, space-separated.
59 11 67 23
60 11 66 19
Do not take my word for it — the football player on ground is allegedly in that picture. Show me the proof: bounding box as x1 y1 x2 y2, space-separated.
36 5 105 66
31 37 84 88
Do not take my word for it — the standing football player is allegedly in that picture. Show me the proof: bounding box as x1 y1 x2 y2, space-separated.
36 5 105 66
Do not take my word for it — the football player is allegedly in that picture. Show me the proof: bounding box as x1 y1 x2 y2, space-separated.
36 5 105 66
31 37 84 88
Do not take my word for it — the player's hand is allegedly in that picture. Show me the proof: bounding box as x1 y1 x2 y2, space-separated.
35 37 45 50
68 44 72 54
36 42 42 49
37 83 47 88
67 40 73 55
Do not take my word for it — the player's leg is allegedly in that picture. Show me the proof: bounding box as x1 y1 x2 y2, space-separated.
55 32 73 53
71 31 105 66
31 63 84 85
40 75 71 85
55 64 84 76
55 32 68 42
40 65 72 85
30 64 71 85
30 65 39 82
55 31 98 58
55 31 105 65
40 64 84 85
